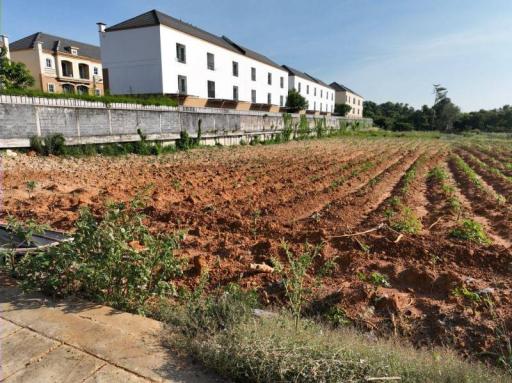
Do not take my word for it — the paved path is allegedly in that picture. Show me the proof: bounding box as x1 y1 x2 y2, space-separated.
0 286 222 382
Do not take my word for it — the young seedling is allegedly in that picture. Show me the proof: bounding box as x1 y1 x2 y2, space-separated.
26 180 37 199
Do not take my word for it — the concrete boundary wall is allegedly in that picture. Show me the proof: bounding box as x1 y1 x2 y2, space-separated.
0 95 372 148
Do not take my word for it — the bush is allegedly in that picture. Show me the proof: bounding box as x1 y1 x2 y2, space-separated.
16 195 185 313
30 133 66 156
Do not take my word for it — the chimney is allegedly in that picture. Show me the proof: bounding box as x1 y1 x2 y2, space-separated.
97 22 106 33
0 35 10 60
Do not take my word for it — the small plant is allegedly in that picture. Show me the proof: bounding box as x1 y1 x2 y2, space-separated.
358 271 391 289
171 179 182 191
450 219 491 245
317 256 339 278
273 242 321 331
390 206 422 234
428 167 447 182
325 306 351 327
452 286 481 303
250 209 261 239
26 180 37 198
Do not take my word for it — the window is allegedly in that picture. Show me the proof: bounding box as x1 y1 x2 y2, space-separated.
93 67 99 76
47 83 55 93
251 67 256 81
207 53 215 70
176 43 186 63
207 80 215 98
298 82 301 93
267 93 272 105
320 89 323 98
280 77 284 88
314 88 317 96
71 48 78 56
358 99 361 106
251 90 257 103
306 85 309 95
268 72 272 85
78 63 90 80
233 86 239 101
178 75 187 94
280 95 284 107
320 103 323 111
232 61 239 77
45 58 52 68
314 101 316 110
61 60 73 77
95 89 101 96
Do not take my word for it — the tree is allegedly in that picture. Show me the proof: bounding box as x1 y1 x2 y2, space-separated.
432 84 460 131
285 89 308 112
0 48 35 90
334 103 351 116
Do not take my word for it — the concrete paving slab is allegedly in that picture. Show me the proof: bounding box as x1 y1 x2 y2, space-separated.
0 327 60 380
3 344 105 383
0 317 21 339
0 287 223 383
84 364 151 383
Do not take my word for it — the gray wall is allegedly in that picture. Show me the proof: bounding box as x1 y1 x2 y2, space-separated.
0 95 372 148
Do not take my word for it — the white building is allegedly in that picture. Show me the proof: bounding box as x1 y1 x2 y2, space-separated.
99 10 288 111
330 82 364 118
282 65 335 114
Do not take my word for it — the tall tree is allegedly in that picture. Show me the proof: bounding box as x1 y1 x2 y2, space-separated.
432 84 460 131
0 48 35 90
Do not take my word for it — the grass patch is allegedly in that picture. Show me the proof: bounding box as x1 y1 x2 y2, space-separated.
172 312 508 383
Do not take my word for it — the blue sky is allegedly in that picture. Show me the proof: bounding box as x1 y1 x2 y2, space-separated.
2 0 512 111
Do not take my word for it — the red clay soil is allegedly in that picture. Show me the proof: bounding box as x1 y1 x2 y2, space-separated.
1 138 511 368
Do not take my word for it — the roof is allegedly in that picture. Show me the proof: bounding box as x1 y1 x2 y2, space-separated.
330 82 363 98
105 10 284 71
282 65 332 89
9 32 101 60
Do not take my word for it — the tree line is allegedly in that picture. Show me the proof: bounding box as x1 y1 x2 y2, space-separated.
363 85 512 133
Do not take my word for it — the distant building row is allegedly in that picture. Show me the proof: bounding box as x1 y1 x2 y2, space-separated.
1 9 363 117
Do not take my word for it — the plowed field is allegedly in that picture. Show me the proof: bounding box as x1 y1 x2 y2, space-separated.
2 136 511 366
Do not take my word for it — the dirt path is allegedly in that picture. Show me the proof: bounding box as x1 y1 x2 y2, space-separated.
0 285 222 383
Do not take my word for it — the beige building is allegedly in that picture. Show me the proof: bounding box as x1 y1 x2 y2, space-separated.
330 82 364 118
9 32 104 95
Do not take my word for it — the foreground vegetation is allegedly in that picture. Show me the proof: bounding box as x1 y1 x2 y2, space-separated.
2 195 510 382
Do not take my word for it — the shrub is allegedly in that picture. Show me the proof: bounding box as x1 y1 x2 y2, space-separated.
16 195 185 313
29 133 66 156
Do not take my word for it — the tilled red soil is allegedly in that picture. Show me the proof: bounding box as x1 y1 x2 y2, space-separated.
1 138 511 367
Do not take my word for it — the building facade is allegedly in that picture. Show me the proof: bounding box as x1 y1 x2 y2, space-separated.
330 82 364 118
9 33 104 95
99 10 289 111
283 65 335 114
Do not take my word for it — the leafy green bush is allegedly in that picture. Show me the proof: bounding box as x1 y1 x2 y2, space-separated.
450 219 491 245
16 196 185 313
